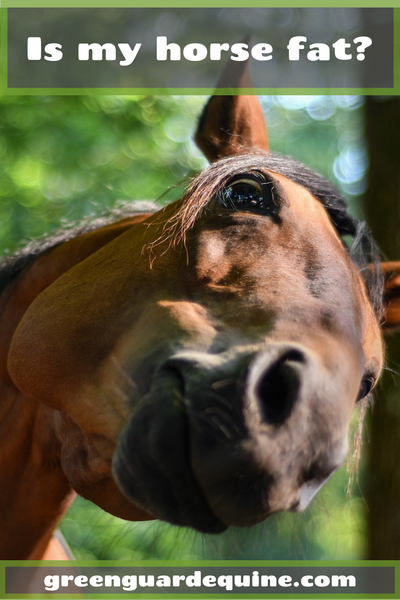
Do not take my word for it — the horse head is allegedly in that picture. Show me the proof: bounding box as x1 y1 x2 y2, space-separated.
7 95 400 537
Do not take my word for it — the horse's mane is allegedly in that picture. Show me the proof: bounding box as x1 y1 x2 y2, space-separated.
0 202 158 295
0 154 383 318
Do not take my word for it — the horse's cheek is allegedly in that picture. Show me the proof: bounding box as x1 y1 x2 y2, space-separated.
53 411 154 522
7 323 40 400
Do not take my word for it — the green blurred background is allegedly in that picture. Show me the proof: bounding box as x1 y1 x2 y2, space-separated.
0 95 369 560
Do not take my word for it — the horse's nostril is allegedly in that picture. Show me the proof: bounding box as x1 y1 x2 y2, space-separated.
255 350 303 426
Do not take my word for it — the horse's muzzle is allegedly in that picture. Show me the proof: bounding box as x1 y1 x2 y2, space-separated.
113 343 348 532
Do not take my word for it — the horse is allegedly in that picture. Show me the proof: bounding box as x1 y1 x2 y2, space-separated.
1 93 400 561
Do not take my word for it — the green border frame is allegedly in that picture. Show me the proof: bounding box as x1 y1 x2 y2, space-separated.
0 4 398 94
0 3 400 599
1 0 400 7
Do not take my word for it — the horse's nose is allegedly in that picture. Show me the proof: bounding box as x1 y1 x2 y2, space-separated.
156 343 348 526
247 345 307 427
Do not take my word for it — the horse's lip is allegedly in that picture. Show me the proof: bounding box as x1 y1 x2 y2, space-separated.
297 473 335 511
112 368 228 534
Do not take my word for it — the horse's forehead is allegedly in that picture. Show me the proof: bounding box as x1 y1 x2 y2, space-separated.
192 170 347 275
186 169 381 349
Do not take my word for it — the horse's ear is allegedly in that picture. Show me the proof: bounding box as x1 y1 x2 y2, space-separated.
195 95 269 162
380 261 400 330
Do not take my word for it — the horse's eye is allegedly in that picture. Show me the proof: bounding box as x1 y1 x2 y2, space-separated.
218 177 274 213
357 377 375 402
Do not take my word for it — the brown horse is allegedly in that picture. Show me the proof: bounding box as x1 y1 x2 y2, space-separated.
1 94 400 560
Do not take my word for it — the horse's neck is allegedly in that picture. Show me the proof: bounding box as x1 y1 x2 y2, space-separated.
0 392 73 559
0 213 150 559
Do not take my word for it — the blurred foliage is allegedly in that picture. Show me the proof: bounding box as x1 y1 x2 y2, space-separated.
0 94 366 255
0 94 369 560
0 95 206 254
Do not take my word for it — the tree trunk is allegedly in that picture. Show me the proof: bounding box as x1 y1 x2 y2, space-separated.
364 96 400 559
